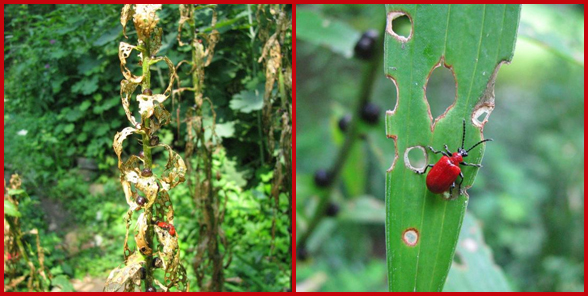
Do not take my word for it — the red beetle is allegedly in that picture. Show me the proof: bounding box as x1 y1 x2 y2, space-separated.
156 221 176 236
417 120 492 195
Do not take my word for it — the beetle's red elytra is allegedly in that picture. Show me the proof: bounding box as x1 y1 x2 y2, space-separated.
416 119 492 195
156 221 176 236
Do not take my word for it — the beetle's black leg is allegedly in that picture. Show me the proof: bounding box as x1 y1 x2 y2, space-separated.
444 144 452 155
458 171 465 195
449 182 455 195
460 162 482 168
416 164 434 174
428 146 451 157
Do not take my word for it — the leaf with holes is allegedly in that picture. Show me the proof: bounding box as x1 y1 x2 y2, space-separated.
383 4 520 292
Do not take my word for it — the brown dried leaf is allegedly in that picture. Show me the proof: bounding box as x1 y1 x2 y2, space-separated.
150 27 163 57
134 212 152 255
177 4 194 47
120 4 134 39
104 253 145 292
113 127 138 168
204 30 220 67
134 174 159 209
158 144 187 191
133 4 162 42
119 42 143 84
154 190 174 226
120 80 140 127
137 94 166 120
154 224 178 268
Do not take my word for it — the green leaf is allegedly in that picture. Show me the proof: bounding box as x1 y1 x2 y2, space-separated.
7 189 25 195
51 275 75 292
339 196 385 224
215 121 235 138
443 211 512 292
229 83 264 113
80 100 92 111
384 4 520 292
50 48 67 59
93 26 121 46
64 123 75 134
296 9 361 58
65 108 83 122
4 200 21 217
71 76 99 95
518 4 583 66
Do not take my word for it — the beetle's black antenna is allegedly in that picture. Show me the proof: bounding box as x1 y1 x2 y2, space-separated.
461 119 466 149
467 138 493 153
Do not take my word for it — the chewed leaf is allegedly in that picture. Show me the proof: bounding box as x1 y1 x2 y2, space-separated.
154 223 178 265
119 42 143 84
120 4 134 39
134 174 159 209
121 179 139 211
151 102 171 133
137 94 166 120
159 144 187 190
150 27 163 57
154 279 169 292
177 4 194 47
121 80 140 127
113 127 138 168
133 4 162 41
103 254 144 292
149 56 176 96
135 212 152 255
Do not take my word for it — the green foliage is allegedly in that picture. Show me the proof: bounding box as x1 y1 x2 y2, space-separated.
5 200 22 217
5 4 291 292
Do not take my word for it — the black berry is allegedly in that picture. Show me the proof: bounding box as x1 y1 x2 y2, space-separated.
143 88 153 96
325 202 340 217
314 169 332 188
139 267 146 279
149 135 160 146
152 257 163 268
146 286 156 292
297 246 308 261
338 114 352 132
354 29 378 60
136 196 147 206
141 168 153 177
360 102 380 125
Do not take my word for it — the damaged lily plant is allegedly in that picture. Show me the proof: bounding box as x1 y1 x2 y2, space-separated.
104 4 188 292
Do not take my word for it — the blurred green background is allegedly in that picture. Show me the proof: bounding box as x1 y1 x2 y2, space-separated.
296 4 583 292
4 4 291 292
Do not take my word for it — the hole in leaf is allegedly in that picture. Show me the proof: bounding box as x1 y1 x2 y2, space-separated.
404 146 427 172
425 64 457 120
392 15 411 38
472 105 494 127
385 75 399 114
386 11 412 42
402 228 419 246
386 135 398 172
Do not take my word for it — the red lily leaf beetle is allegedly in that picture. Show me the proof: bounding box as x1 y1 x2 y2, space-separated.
156 221 176 236
417 119 492 195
